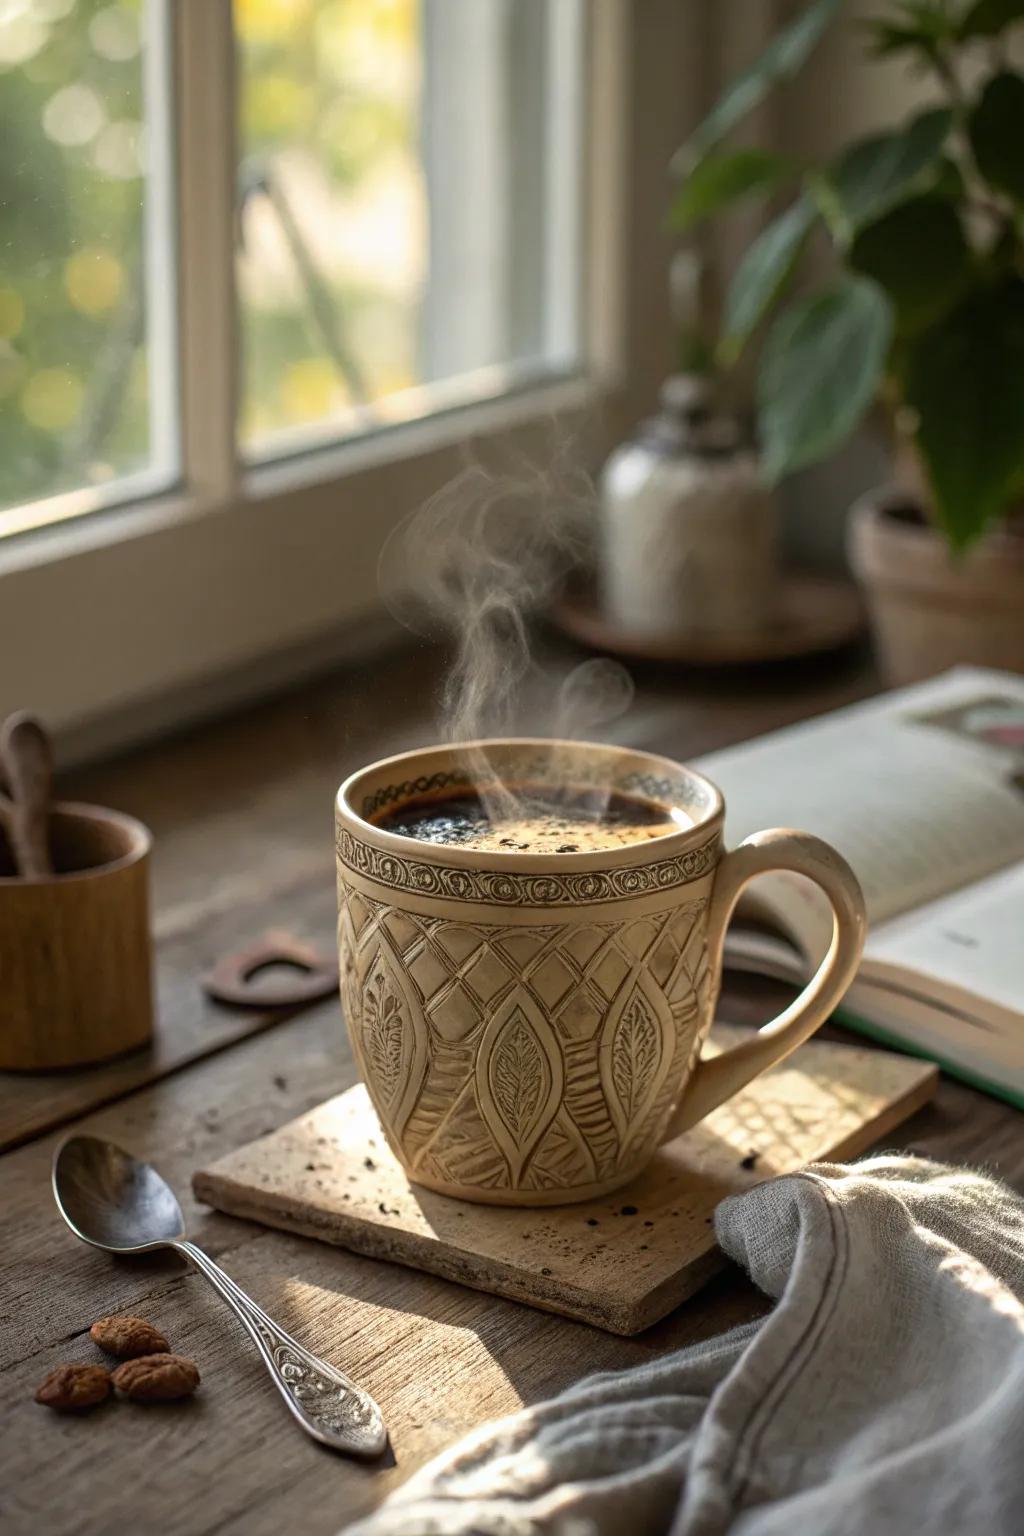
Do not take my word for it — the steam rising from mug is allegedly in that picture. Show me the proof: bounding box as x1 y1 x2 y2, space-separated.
379 444 634 805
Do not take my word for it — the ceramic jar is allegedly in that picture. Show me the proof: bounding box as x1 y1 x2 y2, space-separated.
599 375 778 640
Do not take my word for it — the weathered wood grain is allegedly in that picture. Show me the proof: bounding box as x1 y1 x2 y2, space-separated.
195 1032 937 1334
0 1004 766 1536
1 641 1020 1536
0 995 1018 1536
0 642 879 1150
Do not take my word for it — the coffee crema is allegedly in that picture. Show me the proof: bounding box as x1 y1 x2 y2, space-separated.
376 789 684 854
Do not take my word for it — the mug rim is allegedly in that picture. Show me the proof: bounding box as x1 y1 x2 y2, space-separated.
336 737 724 869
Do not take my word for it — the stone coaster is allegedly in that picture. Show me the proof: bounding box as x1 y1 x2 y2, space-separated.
194 1029 937 1335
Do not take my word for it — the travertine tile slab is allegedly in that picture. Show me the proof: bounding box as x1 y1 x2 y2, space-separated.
194 1029 937 1334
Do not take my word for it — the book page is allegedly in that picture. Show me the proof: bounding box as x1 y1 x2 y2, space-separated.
697 668 1024 959
863 862 1024 1031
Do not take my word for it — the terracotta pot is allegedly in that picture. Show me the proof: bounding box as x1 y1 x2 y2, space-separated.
336 739 865 1206
848 490 1024 686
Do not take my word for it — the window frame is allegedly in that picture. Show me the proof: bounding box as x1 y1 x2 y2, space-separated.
0 0 704 760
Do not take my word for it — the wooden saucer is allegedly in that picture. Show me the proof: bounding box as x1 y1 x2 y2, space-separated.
552 573 864 667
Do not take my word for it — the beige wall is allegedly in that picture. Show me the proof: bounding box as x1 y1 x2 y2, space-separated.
779 0 936 156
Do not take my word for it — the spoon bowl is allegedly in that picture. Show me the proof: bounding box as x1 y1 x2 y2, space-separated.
54 1135 186 1254
52 1133 387 1457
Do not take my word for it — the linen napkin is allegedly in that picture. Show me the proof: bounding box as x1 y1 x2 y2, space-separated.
348 1155 1024 1535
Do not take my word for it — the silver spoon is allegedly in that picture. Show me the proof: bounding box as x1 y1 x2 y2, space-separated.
52 1134 387 1458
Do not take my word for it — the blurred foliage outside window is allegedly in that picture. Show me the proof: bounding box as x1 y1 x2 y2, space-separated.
238 0 427 452
0 0 150 514
1 0 576 519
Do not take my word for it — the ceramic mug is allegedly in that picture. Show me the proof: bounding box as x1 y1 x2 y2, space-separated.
335 740 865 1206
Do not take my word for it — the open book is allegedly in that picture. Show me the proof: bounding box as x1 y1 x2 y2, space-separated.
696 668 1024 1106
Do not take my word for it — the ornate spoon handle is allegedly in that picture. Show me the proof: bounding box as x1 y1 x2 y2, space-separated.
174 1238 387 1458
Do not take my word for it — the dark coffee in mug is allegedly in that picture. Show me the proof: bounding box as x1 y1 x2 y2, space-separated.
377 788 684 854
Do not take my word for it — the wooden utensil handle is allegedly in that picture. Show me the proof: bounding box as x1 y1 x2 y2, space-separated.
1 711 53 878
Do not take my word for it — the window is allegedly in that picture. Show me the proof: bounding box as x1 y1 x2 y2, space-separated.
1 0 583 533
237 0 583 462
0 2 689 752
0 0 175 532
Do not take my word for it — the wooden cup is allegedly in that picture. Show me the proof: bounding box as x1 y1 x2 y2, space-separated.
0 802 153 1070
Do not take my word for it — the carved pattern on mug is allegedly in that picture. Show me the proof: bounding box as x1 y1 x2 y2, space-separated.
337 876 713 1194
612 995 658 1119
336 826 720 906
363 961 405 1101
358 937 428 1146
477 990 563 1185
600 968 674 1152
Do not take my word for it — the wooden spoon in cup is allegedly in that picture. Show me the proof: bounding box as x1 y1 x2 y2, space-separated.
0 711 53 878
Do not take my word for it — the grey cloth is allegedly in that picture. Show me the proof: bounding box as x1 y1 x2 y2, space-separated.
350 1157 1024 1535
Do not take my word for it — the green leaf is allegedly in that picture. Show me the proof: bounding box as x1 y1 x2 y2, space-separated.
668 148 794 233
863 0 957 59
863 20 939 59
928 154 967 201
671 0 841 176
821 107 952 239
958 0 1024 39
720 196 817 361
757 276 893 482
969 73 1024 203
850 197 970 335
903 279 1024 548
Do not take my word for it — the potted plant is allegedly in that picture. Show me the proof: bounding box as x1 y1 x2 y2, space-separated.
670 0 1024 683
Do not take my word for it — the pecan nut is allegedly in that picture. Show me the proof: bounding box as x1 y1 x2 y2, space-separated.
112 1352 200 1402
90 1314 170 1359
35 1362 112 1412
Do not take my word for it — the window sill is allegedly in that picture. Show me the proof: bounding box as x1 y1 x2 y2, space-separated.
0 370 612 758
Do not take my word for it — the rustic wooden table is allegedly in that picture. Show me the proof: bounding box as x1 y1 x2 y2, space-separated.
3 640 1022 1536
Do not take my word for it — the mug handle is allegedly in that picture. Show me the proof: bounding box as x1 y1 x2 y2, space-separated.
661 828 867 1140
